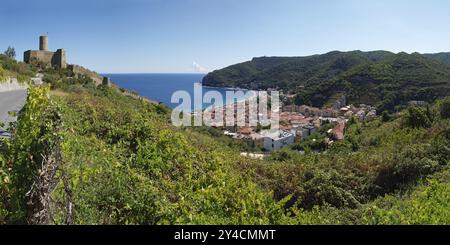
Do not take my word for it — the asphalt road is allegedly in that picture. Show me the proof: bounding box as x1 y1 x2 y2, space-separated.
0 90 27 137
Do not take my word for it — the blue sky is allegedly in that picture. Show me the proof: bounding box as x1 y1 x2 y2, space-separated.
1 0 449 73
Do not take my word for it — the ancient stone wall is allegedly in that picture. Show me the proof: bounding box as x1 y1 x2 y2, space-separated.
0 77 28 92
24 50 54 65
24 49 66 68
67 64 103 85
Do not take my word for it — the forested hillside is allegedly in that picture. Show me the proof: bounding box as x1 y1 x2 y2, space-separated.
203 51 450 111
1 55 450 224
424 52 450 66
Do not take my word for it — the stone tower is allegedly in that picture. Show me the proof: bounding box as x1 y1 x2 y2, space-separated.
39 36 48 51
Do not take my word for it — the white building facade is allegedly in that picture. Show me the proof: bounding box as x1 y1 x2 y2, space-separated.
261 130 295 151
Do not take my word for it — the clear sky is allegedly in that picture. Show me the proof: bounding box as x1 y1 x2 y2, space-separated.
1 0 449 73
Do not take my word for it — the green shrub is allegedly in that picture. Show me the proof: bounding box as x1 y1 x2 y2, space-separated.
381 111 392 122
375 144 441 193
0 54 34 79
363 179 450 224
270 149 297 161
404 106 432 128
0 149 9 224
4 85 62 223
297 169 360 209
439 97 450 119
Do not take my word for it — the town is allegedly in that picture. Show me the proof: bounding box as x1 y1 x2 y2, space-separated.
199 93 378 155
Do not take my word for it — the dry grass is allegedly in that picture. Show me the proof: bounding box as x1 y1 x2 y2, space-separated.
50 89 69 97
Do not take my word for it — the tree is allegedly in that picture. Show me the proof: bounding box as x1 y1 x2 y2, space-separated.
4 46 16 59
439 97 450 119
381 111 392 122
347 116 357 126
404 106 432 128
294 94 310 106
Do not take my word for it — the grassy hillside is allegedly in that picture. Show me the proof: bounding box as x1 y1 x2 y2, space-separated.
0 54 34 83
203 51 450 111
1 57 449 224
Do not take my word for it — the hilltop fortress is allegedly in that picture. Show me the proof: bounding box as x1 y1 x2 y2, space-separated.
23 36 109 85
24 36 67 68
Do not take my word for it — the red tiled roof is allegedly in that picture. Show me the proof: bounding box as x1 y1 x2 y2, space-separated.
331 122 345 140
239 127 254 135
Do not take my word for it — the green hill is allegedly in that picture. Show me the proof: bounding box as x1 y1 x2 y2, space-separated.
423 52 450 66
203 51 450 111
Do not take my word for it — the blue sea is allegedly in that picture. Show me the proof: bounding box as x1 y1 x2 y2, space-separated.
104 73 253 111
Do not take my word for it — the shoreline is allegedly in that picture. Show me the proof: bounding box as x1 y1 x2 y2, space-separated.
201 84 251 91
112 78 256 112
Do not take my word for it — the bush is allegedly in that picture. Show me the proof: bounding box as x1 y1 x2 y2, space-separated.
0 54 34 78
393 157 439 184
381 111 392 122
0 66 6 81
376 144 441 192
404 106 432 128
363 180 450 224
428 136 450 166
0 150 9 224
439 97 450 119
3 85 62 223
297 170 360 209
270 149 297 161
293 133 327 152
328 140 353 154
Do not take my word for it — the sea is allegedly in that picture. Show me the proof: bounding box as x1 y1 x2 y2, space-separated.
104 73 254 111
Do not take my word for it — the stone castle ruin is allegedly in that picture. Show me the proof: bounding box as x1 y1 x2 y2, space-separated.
23 36 110 85
24 36 67 68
